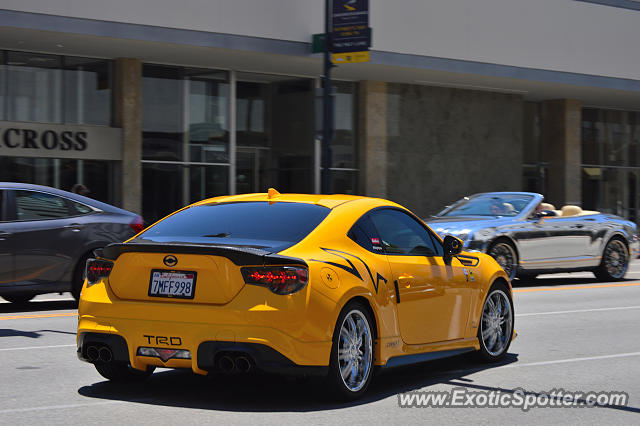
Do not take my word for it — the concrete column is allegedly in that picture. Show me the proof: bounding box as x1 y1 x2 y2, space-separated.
543 99 582 207
358 81 387 198
113 58 142 214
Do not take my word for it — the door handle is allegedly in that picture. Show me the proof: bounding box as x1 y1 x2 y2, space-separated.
572 224 584 229
64 224 84 232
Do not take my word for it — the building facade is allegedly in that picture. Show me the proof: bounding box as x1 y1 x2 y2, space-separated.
0 0 639 223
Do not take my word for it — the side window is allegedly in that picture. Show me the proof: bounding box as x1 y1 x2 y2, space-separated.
14 190 71 221
348 215 384 253
369 209 438 256
70 201 93 215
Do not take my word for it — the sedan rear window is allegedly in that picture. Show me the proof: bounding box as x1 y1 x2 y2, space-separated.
136 202 330 251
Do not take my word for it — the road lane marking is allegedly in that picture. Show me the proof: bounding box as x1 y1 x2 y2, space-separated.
502 352 640 368
0 312 77 321
0 344 75 352
513 282 640 293
0 401 123 414
517 305 640 317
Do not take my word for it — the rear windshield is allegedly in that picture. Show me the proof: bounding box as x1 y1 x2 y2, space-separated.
135 201 330 251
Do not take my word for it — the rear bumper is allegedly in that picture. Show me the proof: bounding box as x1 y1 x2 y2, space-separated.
78 273 337 374
77 331 328 376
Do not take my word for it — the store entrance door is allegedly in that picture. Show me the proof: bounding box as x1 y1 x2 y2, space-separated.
235 74 314 195
236 147 268 194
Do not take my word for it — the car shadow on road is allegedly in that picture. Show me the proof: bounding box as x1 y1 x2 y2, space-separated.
0 300 77 314
78 353 519 412
0 328 76 338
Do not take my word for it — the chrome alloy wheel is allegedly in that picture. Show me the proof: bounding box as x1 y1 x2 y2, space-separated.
603 239 628 279
489 242 517 279
337 310 373 393
480 290 513 357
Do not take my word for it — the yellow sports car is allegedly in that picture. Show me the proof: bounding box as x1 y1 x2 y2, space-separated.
77 190 514 400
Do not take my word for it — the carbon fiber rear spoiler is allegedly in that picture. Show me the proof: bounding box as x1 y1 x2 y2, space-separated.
94 242 307 267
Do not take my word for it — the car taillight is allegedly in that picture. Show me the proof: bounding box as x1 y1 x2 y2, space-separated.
86 258 114 285
241 266 309 295
129 215 144 234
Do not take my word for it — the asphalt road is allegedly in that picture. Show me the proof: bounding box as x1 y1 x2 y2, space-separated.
1 266 639 425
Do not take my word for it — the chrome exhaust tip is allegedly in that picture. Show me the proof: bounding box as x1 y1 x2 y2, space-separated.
235 356 251 373
218 355 235 373
86 345 99 363
98 346 113 363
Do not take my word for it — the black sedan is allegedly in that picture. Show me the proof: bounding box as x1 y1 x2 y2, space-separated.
0 182 143 303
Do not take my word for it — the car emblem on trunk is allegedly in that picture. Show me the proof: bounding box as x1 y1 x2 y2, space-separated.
163 255 178 267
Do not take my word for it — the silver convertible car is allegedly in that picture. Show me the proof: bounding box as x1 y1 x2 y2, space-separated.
425 192 639 281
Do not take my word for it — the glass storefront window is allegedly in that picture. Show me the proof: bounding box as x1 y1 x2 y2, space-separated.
0 53 5 120
582 167 639 222
522 165 547 195
188 70 229 163
581 108 640 224
141 163 229 223
63 57 111 126
332 81 357 170
331 170 358 195
236 73 315 194
0 50 111 125
189 164 229 204
582 108 640 167
142 66 231 222
141 68 358 220
236 80 269 147
142 65 184 161
5 51 63 123
142 163 183 222
0 157 115 204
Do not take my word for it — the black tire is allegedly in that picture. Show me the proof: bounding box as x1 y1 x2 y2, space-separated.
326 301 375 401
594 237 629 282
94 362 155 382
476 281 514 362
487 239 518 280
1 293 35 304
72 252 92 301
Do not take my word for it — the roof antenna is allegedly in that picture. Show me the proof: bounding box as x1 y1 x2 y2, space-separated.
267 188 281 199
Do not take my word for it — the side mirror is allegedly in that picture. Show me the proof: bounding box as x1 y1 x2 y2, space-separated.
443 235 463 258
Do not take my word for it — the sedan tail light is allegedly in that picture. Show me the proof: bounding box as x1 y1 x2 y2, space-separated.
129 215 145 234
241 266 308 295
86 258 114 285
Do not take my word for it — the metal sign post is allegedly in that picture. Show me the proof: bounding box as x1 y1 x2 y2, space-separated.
320 0 371 194
321 0 334 194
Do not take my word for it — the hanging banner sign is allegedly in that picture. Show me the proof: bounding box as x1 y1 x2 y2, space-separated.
331 0 371 63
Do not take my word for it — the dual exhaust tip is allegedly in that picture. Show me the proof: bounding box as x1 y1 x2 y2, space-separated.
218 354 252 373
86 345 253 373
86 345 113 363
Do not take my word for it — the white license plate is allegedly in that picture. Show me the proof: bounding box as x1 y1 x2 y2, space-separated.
148 270 197 299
